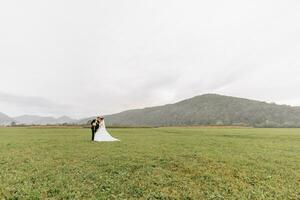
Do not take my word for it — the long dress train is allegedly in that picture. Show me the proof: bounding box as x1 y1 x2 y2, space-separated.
94 120 119 142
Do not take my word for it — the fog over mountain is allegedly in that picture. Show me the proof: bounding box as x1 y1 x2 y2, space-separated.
0 112 13 126
0 114 76 126
13 115 76 125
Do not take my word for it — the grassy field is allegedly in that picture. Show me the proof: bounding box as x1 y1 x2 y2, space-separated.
0 127 299 199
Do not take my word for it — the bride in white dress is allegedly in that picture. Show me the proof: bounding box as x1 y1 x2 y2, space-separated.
94 117 119 142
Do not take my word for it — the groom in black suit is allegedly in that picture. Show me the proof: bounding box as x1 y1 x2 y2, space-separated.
91 117 100 141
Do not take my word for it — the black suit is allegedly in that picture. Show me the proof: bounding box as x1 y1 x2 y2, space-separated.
91 119 100 141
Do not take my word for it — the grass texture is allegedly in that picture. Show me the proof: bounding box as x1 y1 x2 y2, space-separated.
0 127 299 199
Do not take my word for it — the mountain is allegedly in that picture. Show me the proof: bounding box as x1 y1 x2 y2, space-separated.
0 112 14 125
13 115 76 125
98 94 300 127
56 116 77 124
2 94 300 127
14 115 47 124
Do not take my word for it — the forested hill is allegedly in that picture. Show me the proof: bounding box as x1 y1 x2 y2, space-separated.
2 94 300 127
104 94 300 127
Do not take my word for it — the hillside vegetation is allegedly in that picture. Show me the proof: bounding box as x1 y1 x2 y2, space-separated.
105 94 300 127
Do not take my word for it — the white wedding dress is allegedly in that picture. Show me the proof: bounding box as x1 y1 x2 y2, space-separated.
94 120 119 142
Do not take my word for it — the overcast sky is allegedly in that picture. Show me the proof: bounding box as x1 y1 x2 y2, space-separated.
0 0 300 118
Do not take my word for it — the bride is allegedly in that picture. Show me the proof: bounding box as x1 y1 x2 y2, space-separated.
94 117 119 142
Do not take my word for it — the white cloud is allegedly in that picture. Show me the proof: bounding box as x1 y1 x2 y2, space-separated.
0 0 300 117
0 92 76 117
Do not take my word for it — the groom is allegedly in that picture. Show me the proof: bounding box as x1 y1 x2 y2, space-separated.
90 117 100 141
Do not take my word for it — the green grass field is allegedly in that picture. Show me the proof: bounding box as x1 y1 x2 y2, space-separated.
0 127 299 199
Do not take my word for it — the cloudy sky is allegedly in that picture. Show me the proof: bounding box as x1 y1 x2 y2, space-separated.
0 0 300 118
